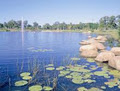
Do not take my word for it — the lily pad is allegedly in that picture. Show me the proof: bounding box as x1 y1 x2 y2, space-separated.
47 64 54 67
43 86 53 91
22 76 32 80
56 66 65 70
29 85 42 91
15 80 28 86
46 67 55 70
77 87 87 91
71 57 80 61
87 58 95 63
20 72 30 77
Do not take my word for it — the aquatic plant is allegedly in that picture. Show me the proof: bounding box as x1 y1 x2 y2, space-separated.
71 57 80 61
56 66 65 70
46 67 55 70
15 80 28 86
20 72 31 77
87 58 95 63
59 70 70 77
43 86 53 91
47 64 54 67
22 76 32 80
29 85 42 91
77 87 87 91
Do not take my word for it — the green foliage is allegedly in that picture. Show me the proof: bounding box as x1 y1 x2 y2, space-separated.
0 15 120 32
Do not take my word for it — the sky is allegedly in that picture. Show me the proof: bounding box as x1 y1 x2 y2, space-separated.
0 0 120 25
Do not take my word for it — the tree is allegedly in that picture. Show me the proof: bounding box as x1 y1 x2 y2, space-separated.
43 23 51 30
0 23 3 28
24 20 28 28
33 22 39 29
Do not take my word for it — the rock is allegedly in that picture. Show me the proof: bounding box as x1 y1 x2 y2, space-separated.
87 38 98 44
79 45 97 51
91 42 105 50
88 36 92 39
95 51 115 62
81 50 98 58
111 47 120 56
96 36 107 41
80 41 90 45
108 56 120 70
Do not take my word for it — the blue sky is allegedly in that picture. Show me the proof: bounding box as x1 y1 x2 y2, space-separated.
0 0 120 25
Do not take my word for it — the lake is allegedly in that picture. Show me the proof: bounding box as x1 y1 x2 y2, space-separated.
0 32 120 91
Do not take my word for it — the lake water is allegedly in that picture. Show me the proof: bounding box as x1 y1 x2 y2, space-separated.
0 32 119 91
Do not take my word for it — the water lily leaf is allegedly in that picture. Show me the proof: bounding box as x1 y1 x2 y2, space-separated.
56 66 65 70
15 80 28 86
43 86 53 91
47 64 54 67
87 58 95 63
29 85 42 91
77 87 87 91
20 72 30 77
46 67 55 70
71 57 80 61
22 76 32 80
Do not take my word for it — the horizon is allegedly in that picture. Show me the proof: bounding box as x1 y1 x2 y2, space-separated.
0 0 120 25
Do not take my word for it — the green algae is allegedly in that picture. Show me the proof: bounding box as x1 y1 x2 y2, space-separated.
20 72 30 77
15 80 28 86
29 85 42 91
43 86 53 91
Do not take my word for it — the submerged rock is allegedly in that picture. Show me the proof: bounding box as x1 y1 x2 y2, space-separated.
95 51 115 62
108 56 120 70
111 47 120 56
81 50 98 58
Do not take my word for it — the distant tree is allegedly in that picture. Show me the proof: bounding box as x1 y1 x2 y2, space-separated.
33 22 39 29
108 16 117 29
67 23 73 30
16 20 22 28
0 23 3 28
24 20 28 28
43 23 51 30
7 20 18 29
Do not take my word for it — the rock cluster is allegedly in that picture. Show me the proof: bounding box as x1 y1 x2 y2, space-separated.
79 35 120 71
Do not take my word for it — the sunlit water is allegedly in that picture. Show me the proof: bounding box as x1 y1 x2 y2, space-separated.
0 32 119 91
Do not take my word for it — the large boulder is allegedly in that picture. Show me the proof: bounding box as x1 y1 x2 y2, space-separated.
96 36 107 41
87 38 98 44
80 40 90 45
79 45 97 51
108 56 120 70
91 42 105 50
95 51 115 62
81 50 98 58
111 47 120 56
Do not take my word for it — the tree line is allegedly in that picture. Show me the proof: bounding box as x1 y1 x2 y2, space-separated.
0 15 120 31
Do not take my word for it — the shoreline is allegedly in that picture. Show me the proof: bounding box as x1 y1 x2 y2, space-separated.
0 29 119 40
